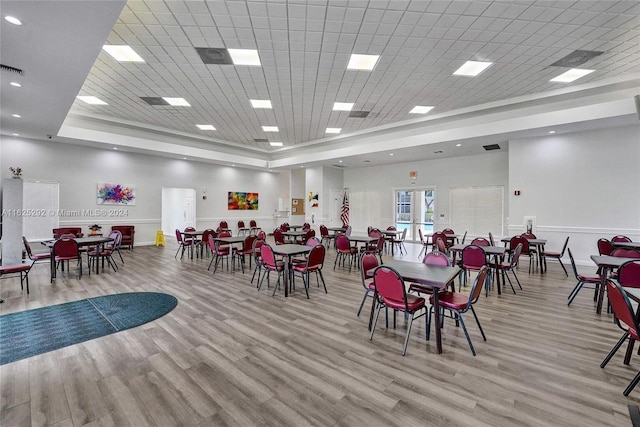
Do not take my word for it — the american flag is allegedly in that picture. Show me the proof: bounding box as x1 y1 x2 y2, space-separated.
340 191 349 227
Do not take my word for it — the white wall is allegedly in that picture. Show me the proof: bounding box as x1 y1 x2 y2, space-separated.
344 151 509 236
509 124 640 264
1 137 290 245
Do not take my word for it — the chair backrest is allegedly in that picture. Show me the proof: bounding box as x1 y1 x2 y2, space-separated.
22 236 34 257
598 238 613 256
320 225 329 237
303 222 311 231
307 244 326 268
304 229 316 242
60 233 76 239
619 260 640 288
607 279 640 337
360 253 379 283
567 248 581 280
611 248 640 259
418 228 426 244
238 220 245 228
243 235 257 252
369 228 381 238
184 226 196 232
375 235 385 252
108 230 122 248
256 230 266 240
280 223 289 231
488 232 495 246
250 220 257 227
510 243 523 268
54 238 79 258
442 228 455 235
260 244 277 267
432 232 446 247
208 235 216 252
253 239 265 262
509 235 529 253
521 232 537 239
460 231 468 244
462 245 486 268
612 235 632 242
335 235 351 251
219 230 231 238
468 265 489 306
373 266 408 310
557 236 570 256
175 229 184 243
436 237 447 253
220 221 228 229
471 237 490 246
400 228 407 241
202 229 216 245
345 225 352 236
386 226 396 231
423 251 451 267
273 228 284 244
306 236 321 247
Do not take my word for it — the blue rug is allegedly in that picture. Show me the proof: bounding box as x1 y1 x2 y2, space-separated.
0 292 177 365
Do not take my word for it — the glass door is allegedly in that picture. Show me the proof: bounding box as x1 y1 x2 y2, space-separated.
394 188 435 242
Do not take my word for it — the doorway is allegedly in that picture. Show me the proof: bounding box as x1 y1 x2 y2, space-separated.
394 188 435 242
162 188 196 236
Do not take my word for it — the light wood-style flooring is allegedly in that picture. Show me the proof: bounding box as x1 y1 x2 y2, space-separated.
1 239 638 426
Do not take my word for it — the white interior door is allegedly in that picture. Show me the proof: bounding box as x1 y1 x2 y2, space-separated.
329 189 342 226
162 188 196 235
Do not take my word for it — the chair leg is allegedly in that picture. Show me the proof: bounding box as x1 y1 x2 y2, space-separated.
426 305 432 340
470 306 486 341
317 270 327 293
624 371 640 396
369 302 383 341
511 268 523 290
455 311 476 356
567 281 585 305
357 290 372 316
175 244 182 259
402 313 415 356
601 332 630 368
504 270 517 294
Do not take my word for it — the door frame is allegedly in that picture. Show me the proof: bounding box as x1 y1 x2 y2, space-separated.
392 186 436 242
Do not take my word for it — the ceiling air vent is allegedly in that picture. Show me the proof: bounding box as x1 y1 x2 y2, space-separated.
140 97 169 106
349 110 370 118
195 47 233 65
0 64 23 75
331 164 346 168
483 144 501 151
550 50 603 68
254 138 269 143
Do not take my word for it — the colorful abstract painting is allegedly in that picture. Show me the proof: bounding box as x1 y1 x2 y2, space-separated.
97 183 136 205
228 192 259 210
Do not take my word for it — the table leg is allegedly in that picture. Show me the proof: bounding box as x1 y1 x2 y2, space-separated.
283 256 290 297
495 256 502 295
433 289 443 354
596 267 608 314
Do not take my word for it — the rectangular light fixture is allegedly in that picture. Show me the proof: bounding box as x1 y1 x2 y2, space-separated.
196 124 216 130
453 60 492 76
333 102 354 111
347 54 380 71
102 45 145 62
270 142 283 147
325 127 342 134
262 126 279 132
409 105 434 114
250 99 272 109
163 97 191 106
228 49 261 66
550 68 595 83
77 96 108 105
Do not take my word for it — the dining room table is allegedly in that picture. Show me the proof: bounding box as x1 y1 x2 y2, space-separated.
182 230 206 259
42 236 114 279
271 244 313 297
449 243 507 295
591 255 637 314
612 241 640 250
367 259 461 354
282 230 307 243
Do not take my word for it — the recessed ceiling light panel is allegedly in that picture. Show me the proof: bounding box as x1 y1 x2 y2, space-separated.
250 99 272 109
262 126 279 132
163 97 190 106
333 102 354 111
326 128 341 134
549 68 594 83
102 45 145 62
270 142 283 147
77 96 108 105
4 16 22 25
347 54 380 70
409 105 434 114
453 60 492 76
10 82 21 87
196 124 216 130
228 49 261 66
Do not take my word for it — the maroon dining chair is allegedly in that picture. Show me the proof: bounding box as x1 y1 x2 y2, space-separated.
22 236 51 265
618 260 640 288
249 220 261 235
409 250 454 295
87 231 118 274
334 235 357 271
567 248 601 306
600 279 640 396
237 220 249 236
435 237 447 254
291 244 327 298
418 229 431 259
258 244 285 296
509 235 534 273
200 229 216 257
235 235 257 273
52 238 82 282
612 235 632 243
319 224 334 248
496 243 523 294
427 265 489 356
471 237 490 246
175 229 192 259
208 234 231 273
461 245 486 290
598 238 614 256
369 266 426 356
251 238 265 285
273 228 285 245
357 253 379 317
431 232 447 251
219 220 229 230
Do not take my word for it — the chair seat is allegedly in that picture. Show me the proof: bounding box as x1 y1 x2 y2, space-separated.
430 291 468 310
544 250 561 257
31 253 51 261
463 263 485 271
0 264 30 274
381 294 425 311
578 273 600 282
55 255 79 262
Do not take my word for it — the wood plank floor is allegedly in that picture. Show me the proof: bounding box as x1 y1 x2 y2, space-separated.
1 240 638 426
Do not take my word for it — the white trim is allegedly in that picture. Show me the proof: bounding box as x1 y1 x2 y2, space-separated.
507 225 640 235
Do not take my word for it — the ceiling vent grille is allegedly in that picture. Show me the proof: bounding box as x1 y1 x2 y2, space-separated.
331 164 346 168
0 64 23 75
140 97 169 106
253 138 269 143
550 50 603 68
483 144 501 151
349 110 370 118
195 47 234 65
